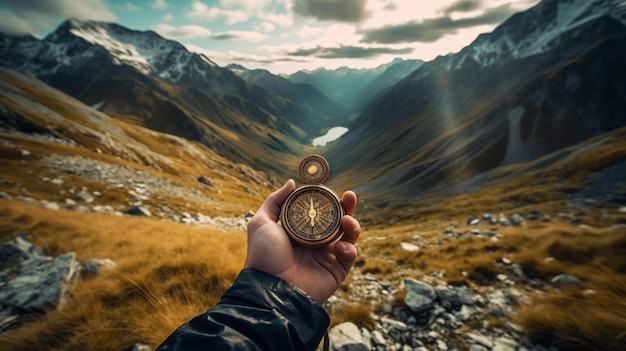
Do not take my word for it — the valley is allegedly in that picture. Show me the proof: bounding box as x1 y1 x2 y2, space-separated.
1 0 625 350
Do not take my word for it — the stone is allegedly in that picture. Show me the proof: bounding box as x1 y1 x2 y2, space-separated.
403 278 436 314
371 330 386 346
131 343 152 351
0 253 80 310
510 213 524 226
467 216 480 225
465 332 494 349
493 337 519 351
400 242 419 252
329 322 369 351
498 213 510 226
550 274 584 289
127 205 151 217
79 258 117 278
0 235 45 270
197 175 214 187
456 305 480 322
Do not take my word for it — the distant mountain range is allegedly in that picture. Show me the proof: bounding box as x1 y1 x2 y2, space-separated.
1 0 625 208
285 58 424 113
326 0 626 203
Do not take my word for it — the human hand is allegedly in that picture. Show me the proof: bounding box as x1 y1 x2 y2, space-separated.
245 179 361 304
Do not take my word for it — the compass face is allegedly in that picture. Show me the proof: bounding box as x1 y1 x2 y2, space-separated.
281 185 344 247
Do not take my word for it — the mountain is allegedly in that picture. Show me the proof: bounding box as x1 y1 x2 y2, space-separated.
228 64 351 130
286 58 424 112
0 19 345 175
327 0 626 205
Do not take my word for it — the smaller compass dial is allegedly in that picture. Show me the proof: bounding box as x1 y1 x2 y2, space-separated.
281 185 344 247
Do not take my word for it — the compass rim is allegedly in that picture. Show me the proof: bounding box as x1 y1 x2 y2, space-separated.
280 184 345 248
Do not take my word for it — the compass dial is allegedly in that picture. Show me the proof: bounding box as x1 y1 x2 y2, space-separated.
281 185 344 247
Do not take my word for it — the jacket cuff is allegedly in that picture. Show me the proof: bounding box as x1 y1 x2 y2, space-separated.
221 268 330 347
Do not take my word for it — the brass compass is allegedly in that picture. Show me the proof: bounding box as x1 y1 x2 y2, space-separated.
280 154 345 248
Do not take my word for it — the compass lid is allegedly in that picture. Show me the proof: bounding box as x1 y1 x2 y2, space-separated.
298 154 330 185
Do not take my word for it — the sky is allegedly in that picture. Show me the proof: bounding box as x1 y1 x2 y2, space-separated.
0 0 541 74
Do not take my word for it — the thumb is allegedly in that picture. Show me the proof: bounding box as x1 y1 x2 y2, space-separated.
250 179 295 227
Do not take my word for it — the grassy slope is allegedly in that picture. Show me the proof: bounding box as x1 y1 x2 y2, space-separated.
1 67 625 350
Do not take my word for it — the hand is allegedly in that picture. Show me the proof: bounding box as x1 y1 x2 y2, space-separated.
245 179 361 304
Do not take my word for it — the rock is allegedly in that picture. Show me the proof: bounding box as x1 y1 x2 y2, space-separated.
482 213 495 224
79 258 117 278
76 189 94 203
0 253 80 310
403 278 436 314
493 337 519 351
245 210 255 222
456 305 480 322
197 175 214 187
526 212 542 220
550 274 584 289
131 343 152 351
498 213 510 226
467 216 480 225
127 205 151 217
510 213 524 226
371 330 386 346
329 322 369 351
400 242 419 252
0 235 45 270
466 332 494 349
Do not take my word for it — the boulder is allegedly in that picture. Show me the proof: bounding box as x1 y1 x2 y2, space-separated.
0 253 80 311
403 278 436 314
80 258 117 278
329 322 369 351
550 274 584 289
0 235 45 270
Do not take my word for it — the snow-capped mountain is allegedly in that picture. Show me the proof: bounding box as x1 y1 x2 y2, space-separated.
327 0 626 202
449 0 626 69
0 19 348 174
0 19 241 93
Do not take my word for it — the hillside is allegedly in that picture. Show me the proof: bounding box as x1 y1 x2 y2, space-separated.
327 0 626 209
1 0 625 350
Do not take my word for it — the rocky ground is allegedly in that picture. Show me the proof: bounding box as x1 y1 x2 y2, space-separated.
2 150 624 351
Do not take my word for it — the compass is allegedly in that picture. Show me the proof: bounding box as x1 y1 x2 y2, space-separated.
280 154 345 248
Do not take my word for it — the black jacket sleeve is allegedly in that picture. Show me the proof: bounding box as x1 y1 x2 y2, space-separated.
156 268 330 351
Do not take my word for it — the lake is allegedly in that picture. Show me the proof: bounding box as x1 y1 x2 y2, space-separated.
312 127 349 147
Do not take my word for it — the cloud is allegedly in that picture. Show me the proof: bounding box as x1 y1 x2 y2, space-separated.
0 10 35 36
188 1 249 25
288 45 413 59
0 0 116 36
154 23 212 38
162 13 173 21
124 3 141 11
151 0 167 9
444 0 482 15
211 31 268 42
292 0 369 23
361 4 515 44
155 24 266 42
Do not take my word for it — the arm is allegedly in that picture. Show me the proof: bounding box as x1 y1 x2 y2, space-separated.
157 180 361 351
156 269 329 351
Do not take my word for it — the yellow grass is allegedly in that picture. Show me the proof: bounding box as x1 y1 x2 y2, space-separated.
0 201 248 351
